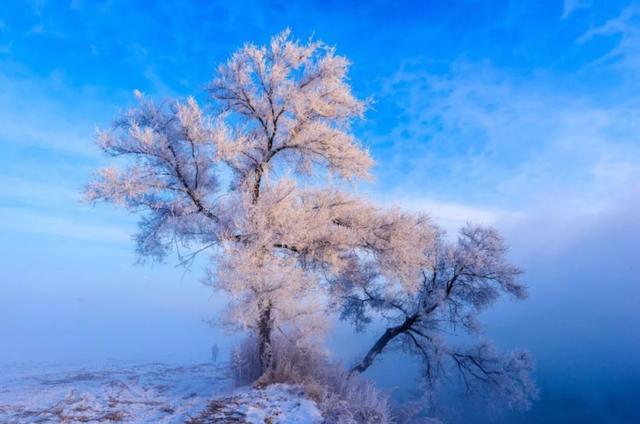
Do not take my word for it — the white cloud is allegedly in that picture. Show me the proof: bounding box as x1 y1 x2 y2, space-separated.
503 184 640 260
0 66 121 157
0 177 80 206
578 5 640 73
562 0 590 19
367 50 640 256
373 192 520 235
372 59 640 212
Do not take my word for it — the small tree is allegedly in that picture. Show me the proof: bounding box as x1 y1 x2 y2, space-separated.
336 224 538 409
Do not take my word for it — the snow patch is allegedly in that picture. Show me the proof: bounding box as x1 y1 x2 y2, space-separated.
188 383 322 424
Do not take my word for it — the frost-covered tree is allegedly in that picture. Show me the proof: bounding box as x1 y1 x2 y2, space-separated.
336 224 538 409
86 31 536 412
86 30 432 375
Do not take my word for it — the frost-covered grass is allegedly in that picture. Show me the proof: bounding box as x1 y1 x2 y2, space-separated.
0 361 323 423
230 334 394 423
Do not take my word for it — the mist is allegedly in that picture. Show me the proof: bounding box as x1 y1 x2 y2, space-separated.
320 188 640 422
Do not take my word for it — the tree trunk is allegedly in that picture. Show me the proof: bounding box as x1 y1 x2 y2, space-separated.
257 302 273 374
351 314 419 374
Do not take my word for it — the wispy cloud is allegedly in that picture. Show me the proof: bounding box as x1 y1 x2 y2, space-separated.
0 175 133 244
562 0 591 19
376 194 521 235
0 65 121 157
0 176 80 206
372 59 640 216
579 4 640 73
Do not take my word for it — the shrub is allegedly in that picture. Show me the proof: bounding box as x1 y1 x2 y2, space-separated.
228 333 393 423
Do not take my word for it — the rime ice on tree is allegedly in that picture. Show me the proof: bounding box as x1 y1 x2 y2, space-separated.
86 30 536 412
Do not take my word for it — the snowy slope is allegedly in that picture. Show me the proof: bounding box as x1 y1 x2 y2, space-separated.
0 361 322 423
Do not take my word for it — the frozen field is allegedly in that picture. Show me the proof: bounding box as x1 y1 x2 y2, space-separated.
0 361 321 423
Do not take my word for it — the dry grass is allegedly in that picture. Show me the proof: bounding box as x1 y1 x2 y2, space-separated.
230 334 394 424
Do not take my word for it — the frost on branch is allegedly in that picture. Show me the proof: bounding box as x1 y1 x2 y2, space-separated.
211 178 435 357
86 30 379 375
446 341 536 409
85 96 222 260
342 224 538 410
209 28 372 195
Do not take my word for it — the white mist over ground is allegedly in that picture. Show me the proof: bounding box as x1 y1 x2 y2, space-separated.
0 238 230 365
331 187 640 422
1 190 639 422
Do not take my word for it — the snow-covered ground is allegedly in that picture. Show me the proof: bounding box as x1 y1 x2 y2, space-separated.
0 361 322 423
188 384 323 424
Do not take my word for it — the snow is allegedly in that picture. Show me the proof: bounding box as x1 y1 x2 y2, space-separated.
0 361 322 423
0 361 230 423
190 383 323 423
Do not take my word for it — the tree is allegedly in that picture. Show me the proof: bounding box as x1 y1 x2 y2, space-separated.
86 30 536 412
86 30 433 375
336 224 538 409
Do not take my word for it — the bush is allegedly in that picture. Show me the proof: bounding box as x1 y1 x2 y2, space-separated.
316 365 393 424
228 333 393 423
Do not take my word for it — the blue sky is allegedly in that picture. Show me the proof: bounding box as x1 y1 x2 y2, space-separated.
1 1 639 421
